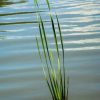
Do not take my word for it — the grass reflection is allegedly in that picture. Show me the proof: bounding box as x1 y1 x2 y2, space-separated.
0 0 27 7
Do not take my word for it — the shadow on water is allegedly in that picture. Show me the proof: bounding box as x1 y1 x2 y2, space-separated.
0 0 27 7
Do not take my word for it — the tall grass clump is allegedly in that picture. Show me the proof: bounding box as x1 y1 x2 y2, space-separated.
34 0 69 100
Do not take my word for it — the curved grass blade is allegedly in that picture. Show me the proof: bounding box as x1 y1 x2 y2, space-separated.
39 15 53 69
34 0 69 100
38 19 58 99
50 50 61 100
45 0 51 10
56 13 66 99
49 14 59 58
43 67 55 100
36 4 58 99
36 34 56 100
36 36 55 100
50 13 64 98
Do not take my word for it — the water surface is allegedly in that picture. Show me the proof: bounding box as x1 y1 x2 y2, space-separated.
0 0 100 100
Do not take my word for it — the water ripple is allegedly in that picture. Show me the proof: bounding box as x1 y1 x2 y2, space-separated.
0 0 100 100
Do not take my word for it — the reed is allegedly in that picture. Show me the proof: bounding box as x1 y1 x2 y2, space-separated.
34 0 69 100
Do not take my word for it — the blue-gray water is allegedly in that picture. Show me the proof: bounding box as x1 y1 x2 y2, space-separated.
0 0 100 100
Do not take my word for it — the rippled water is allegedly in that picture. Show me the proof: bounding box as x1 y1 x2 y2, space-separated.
0 0 100 100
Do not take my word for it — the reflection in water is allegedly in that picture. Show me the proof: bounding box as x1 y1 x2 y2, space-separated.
0 0 27 7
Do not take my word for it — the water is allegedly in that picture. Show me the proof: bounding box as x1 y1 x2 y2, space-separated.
0 0 100 100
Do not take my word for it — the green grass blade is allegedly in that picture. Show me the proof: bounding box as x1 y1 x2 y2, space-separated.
36 36 56 100
37 16 57 99
50 50 54 64
50 50 63 100
58 57 63 99
57 58 62 99
43 67 55 100
39 15 53 68
35 3 55 99
45 0 50 10
34 0 38 6
36 36 55 100
36 8 57 98
56 13 66 99
34 1 69 100
36 37 42 62
66 76 69 100
50 13 64 98
50 50 61 100
38 23 48 66
50 66 61 100
38 19 58 99
55 14 64 59
49 14 59 58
